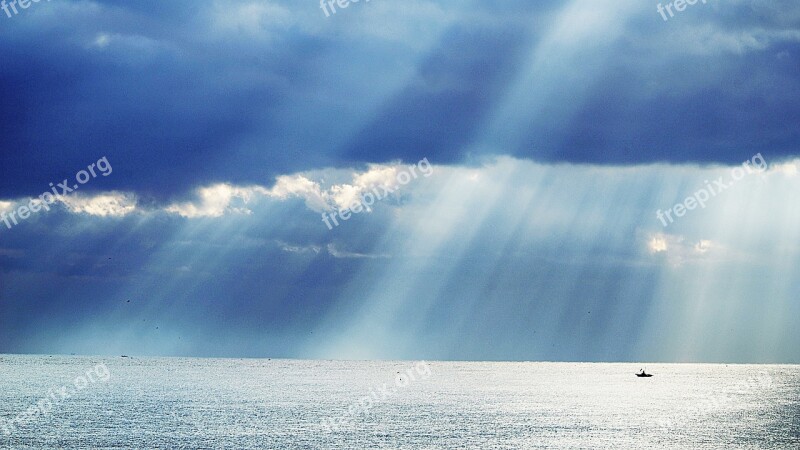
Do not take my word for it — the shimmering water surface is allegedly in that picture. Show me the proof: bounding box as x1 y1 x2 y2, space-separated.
0 355 798 449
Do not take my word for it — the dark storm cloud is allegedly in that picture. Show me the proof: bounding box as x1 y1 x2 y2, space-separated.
340 24 532 165
1 0 799 201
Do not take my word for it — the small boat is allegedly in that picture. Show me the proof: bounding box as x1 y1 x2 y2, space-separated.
636 368 653 377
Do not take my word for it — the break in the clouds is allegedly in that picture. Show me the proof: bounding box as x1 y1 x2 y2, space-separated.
1 0 799 362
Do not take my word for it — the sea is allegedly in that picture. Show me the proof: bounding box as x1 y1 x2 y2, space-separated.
0 355 798 449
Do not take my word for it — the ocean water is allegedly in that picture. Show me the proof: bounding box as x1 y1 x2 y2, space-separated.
0 356 798 449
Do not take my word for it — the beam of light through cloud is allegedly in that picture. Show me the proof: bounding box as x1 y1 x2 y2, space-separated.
0 1 799 365
2 157 800 361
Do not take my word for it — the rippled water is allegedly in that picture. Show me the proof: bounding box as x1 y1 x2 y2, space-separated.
0 355 798 449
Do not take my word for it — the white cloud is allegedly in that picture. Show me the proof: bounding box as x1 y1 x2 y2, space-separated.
93 33 111 48
162 162 416 218
267 175 329 212
209 1 291 38
684 26 769 55
645 233 718 266
277 241 321 255
87 32 170 58
694 240 712 254
648 234 669 254
770 160 799 176
165 184 266 218
326 243 390 259
260 161 429 214
59 192 137 217
330 164 402 210
275 241 387 258
0 201 13 215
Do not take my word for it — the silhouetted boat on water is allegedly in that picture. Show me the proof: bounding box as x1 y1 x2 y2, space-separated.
636 368 653 377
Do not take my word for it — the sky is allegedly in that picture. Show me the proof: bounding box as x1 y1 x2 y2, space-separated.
0 0 799 362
